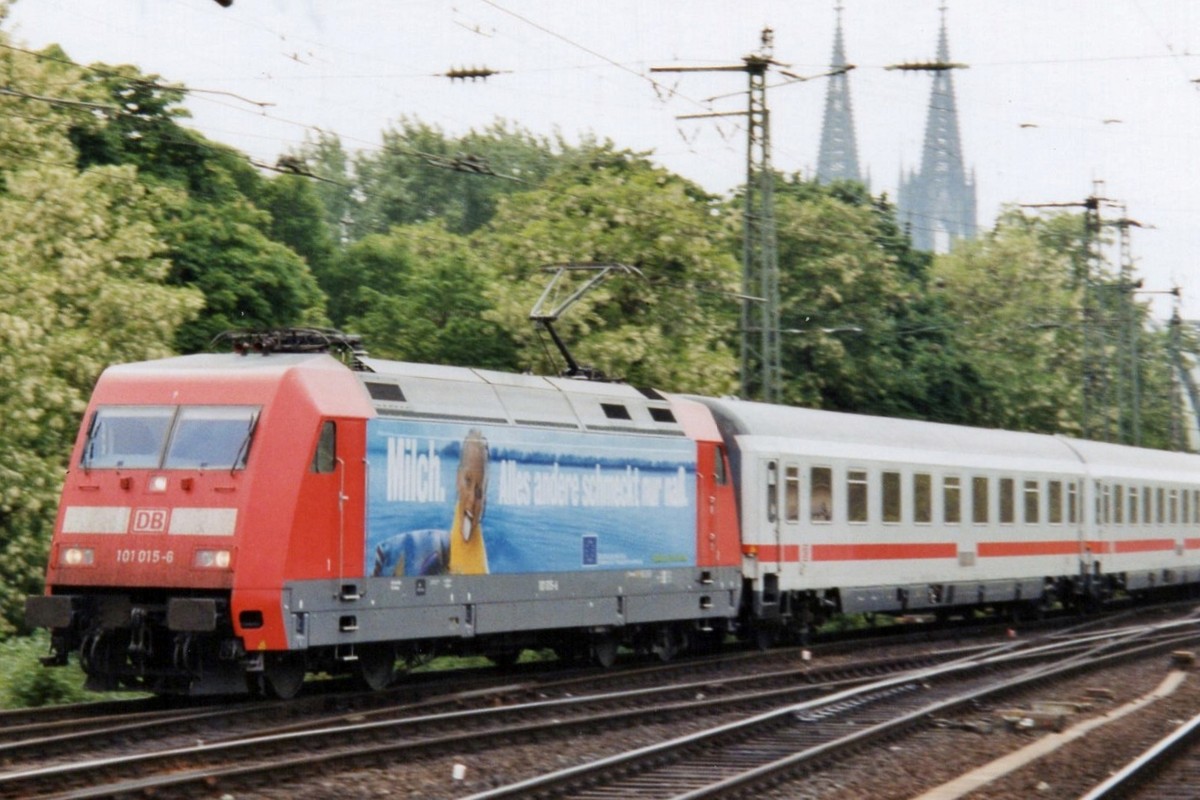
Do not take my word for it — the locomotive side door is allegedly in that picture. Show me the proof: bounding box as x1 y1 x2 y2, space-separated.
296 418 366 589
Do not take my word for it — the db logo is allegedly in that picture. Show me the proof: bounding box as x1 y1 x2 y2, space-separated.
132 508 169 533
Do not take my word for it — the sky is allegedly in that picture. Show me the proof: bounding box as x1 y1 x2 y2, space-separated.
7 0 1200 321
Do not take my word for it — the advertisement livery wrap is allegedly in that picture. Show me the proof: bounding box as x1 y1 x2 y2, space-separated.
366 419 698 578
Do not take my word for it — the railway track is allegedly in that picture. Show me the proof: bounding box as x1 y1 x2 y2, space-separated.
1 608 1191 798
0 639 1032 800
460 618 1200 800
1079 709 1200 800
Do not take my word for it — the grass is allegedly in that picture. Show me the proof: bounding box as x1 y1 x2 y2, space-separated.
0 632 142 709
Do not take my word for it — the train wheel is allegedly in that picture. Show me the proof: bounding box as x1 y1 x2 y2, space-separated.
263 652 306 699
652 626 685 663
592 635 618 668
356 644 396 691
753 625 777 652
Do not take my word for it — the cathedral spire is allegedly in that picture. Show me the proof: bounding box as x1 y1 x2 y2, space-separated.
897 3 976 252
816 2 863 185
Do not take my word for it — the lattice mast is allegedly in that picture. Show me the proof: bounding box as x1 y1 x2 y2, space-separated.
652 28 784 402
816 2 863 185
742 31 783 403
895 3 976 252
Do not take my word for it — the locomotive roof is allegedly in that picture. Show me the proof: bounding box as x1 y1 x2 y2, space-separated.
96 352 374 418
356 357 686 435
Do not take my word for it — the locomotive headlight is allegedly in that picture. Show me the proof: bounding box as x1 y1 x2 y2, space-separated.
194 549 232 569
61 547 94 566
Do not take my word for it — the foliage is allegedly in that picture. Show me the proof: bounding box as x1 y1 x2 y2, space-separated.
66 63 329 352
478 145 739 394
764 178 985 421
350 118 561 238
162 192 328 352
932 209 1086 433
339 222 519 369
0 633 91 707
0 31 204 635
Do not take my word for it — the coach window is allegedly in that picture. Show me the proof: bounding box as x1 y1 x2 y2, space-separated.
1048 481 1063 524
1128 486 1139 526
882 471 902 524
1023 480 1040 525
1099 483 1111 525
766 461 779 523
811 467 833 522
1183 490 1190 526
972 477 989 524
914 473 932 524
1170 489 1179 524
785 466 800 523
1157 487 1165 524
311 421 336 473
943 477 961 524
1068 482 1079 524
1143 487 1152 524
848 470 868 523
999 478 1015 524
1113 484 1124 524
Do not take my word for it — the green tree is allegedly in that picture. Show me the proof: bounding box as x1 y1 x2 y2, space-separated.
351 118 560 238
0 164 202 634
66 64 329 351
932 209 1085 434
764 178 984 421
479 145 739 393
340 222 518 369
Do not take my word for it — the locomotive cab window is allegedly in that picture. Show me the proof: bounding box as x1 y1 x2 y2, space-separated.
714 446 729 486
82 406 174 469
311 421 336 473
164 406 259 470
83 405 259 471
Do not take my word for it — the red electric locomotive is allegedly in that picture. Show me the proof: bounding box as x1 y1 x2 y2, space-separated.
26 330 743 696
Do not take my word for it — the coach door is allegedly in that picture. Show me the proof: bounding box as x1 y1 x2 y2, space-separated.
765 461 783 572
783 463 804 574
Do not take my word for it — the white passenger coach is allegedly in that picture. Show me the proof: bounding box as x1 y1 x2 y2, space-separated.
695 397 1200 637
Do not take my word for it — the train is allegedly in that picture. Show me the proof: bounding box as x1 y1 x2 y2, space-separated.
25 329 1200 697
